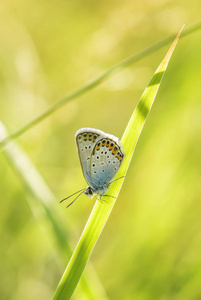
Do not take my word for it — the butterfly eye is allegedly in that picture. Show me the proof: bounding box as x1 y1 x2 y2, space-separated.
88 188 93 195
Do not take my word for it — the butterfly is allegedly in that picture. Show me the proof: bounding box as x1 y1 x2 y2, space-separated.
61 128 124 207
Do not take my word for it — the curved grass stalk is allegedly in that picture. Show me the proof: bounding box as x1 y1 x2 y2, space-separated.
0 23 199 150
53 27 183 300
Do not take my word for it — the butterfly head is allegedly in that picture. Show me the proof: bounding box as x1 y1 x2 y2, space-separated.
84 186 94 198
84 184 109 198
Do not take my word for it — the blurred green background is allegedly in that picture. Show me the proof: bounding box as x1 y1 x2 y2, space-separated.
0 0 201 299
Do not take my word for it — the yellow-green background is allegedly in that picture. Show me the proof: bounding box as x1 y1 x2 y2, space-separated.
0 1 201 299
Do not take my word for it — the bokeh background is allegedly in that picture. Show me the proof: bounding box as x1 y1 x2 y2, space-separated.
0 1 201 299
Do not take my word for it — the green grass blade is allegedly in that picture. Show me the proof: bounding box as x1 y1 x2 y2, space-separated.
0 23 198 150
53 27 183 300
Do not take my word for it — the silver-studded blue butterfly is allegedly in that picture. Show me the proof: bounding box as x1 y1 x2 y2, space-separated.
61 128 124 207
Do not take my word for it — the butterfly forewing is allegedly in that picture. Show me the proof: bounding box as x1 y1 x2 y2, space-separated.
75 128 102 186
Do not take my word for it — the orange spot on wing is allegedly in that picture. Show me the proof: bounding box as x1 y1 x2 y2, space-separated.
92 135 98 142
112 149 118 155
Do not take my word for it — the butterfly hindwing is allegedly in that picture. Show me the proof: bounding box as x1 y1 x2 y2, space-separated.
90 137 124 189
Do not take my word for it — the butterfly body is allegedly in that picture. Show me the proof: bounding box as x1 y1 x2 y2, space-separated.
76 128 124 197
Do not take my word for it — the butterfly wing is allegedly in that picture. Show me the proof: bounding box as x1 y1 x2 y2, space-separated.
76 128 124 192
90 136 124 190
75 128 104 187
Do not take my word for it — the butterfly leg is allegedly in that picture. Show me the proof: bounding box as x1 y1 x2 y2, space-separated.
98 195 108 204
108 176 125 186
99 194 116 204
102 194 116 199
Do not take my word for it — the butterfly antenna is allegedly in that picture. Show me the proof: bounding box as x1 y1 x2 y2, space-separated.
108 176 125 186
60 188 86 203
66 191 84 208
